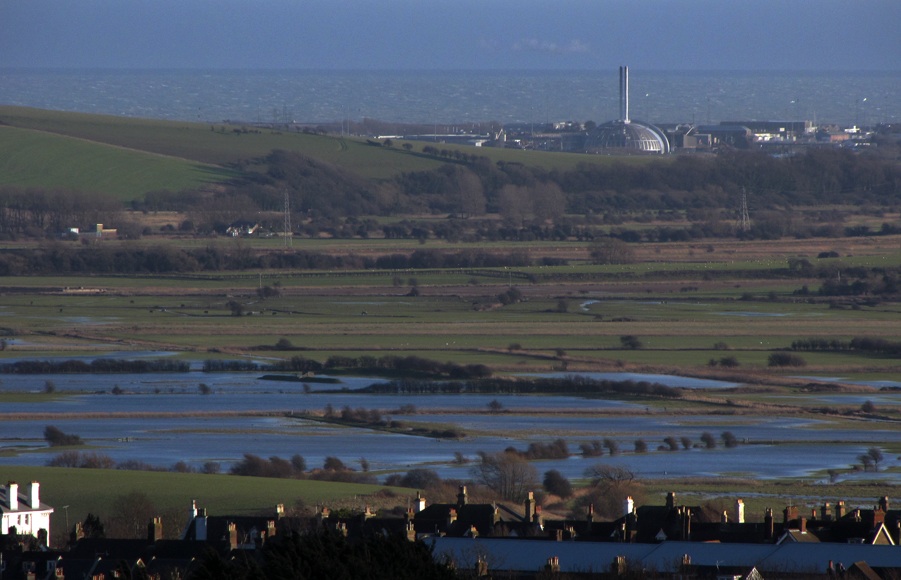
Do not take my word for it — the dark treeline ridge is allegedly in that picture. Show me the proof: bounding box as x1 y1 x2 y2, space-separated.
132 146 901 243
0 358 189 374
362 375 682 398
203 354 491 380
791 336 901 356
0 245 536 275
211 147 901 220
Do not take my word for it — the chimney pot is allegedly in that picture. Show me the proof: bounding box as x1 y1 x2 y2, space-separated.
623 496 634 517
7 481 19 511
29 482 40 509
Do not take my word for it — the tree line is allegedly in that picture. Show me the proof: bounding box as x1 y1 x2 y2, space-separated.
0 358 189 374
4 142 898 242
363 375 682 399
204 354 491 381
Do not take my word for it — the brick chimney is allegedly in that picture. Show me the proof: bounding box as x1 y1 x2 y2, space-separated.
799 517 807 533
524 491 535 522
783 505 799 524
456 485 467 509
587 503 594 524
317 507 330 526
623 496 634 517
28 482 40 509
721 511 729 524
275 504 285 519
415 491 426 512
405 519 416 542
362 505 375 520
681 507 691 540
194 508 207 541
447 508 457 526
822 502 833 521
148 517 163 542
836 501 846 519
879 496 889 512
765 508 774 540
74 522 85 542
545 556 560 573
666 492 676 510
735 499 745 524
533 505 543 527
228 522 238 550
7 482 18 510
871 507 885 526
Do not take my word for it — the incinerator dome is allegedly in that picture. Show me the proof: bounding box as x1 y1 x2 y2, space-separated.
585 66 670 155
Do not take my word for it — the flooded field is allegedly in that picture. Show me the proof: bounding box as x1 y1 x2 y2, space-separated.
1 369 898 481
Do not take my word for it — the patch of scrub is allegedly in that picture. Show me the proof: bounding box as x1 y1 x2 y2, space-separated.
715 311 789 317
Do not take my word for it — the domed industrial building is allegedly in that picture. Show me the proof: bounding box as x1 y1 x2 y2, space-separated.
585 66 670 155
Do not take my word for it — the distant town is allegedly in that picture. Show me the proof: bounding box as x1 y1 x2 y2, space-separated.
5 480 901 579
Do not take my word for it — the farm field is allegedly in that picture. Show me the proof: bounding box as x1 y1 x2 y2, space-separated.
1 106 900 539
1 232 900 381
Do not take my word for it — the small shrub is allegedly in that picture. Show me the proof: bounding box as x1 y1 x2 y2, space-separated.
768 352 807 367
719 356 740 368
543 469 573 499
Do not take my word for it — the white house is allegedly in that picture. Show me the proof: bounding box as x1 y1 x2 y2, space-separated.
1 481 54 545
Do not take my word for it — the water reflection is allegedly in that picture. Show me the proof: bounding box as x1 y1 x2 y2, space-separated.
0 371 896 480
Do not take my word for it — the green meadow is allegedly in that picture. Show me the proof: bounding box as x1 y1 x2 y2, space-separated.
0 125 235 199
0 105 649 195
0 466 405 538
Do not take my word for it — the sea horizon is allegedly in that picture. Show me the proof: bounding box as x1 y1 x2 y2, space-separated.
1 68 898 127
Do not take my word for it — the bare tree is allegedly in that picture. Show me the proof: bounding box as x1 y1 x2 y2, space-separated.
603 438 620 456
472 451 537 502
585 464 635 488
108 491 157 539
590 237 635 265
581 465 642 520
867 447 884 471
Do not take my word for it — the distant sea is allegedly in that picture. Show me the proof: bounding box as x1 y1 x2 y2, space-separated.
0 69 898 127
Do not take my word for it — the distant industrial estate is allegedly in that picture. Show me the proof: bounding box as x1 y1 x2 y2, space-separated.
376 66 883 155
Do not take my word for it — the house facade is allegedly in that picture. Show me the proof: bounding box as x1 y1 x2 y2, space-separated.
0 481 53 545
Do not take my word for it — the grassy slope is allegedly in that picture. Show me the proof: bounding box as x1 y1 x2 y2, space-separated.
2 466 402 533
0 106 654 191
0 125 234 200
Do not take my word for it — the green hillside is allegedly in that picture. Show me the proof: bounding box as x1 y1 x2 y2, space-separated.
2 466 403 532
0 106 647 191
0 125 235 200
0 106 451 179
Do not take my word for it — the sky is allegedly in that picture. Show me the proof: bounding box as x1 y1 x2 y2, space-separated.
1 0 899 71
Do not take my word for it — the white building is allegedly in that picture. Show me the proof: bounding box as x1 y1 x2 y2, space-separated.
1 481 54 545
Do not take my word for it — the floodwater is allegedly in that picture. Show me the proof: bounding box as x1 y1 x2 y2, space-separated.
1 369 898 481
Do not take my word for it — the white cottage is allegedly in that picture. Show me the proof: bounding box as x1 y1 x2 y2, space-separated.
1 481 54 545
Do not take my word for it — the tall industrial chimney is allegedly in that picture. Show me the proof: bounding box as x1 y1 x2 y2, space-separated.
618 66 631 123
